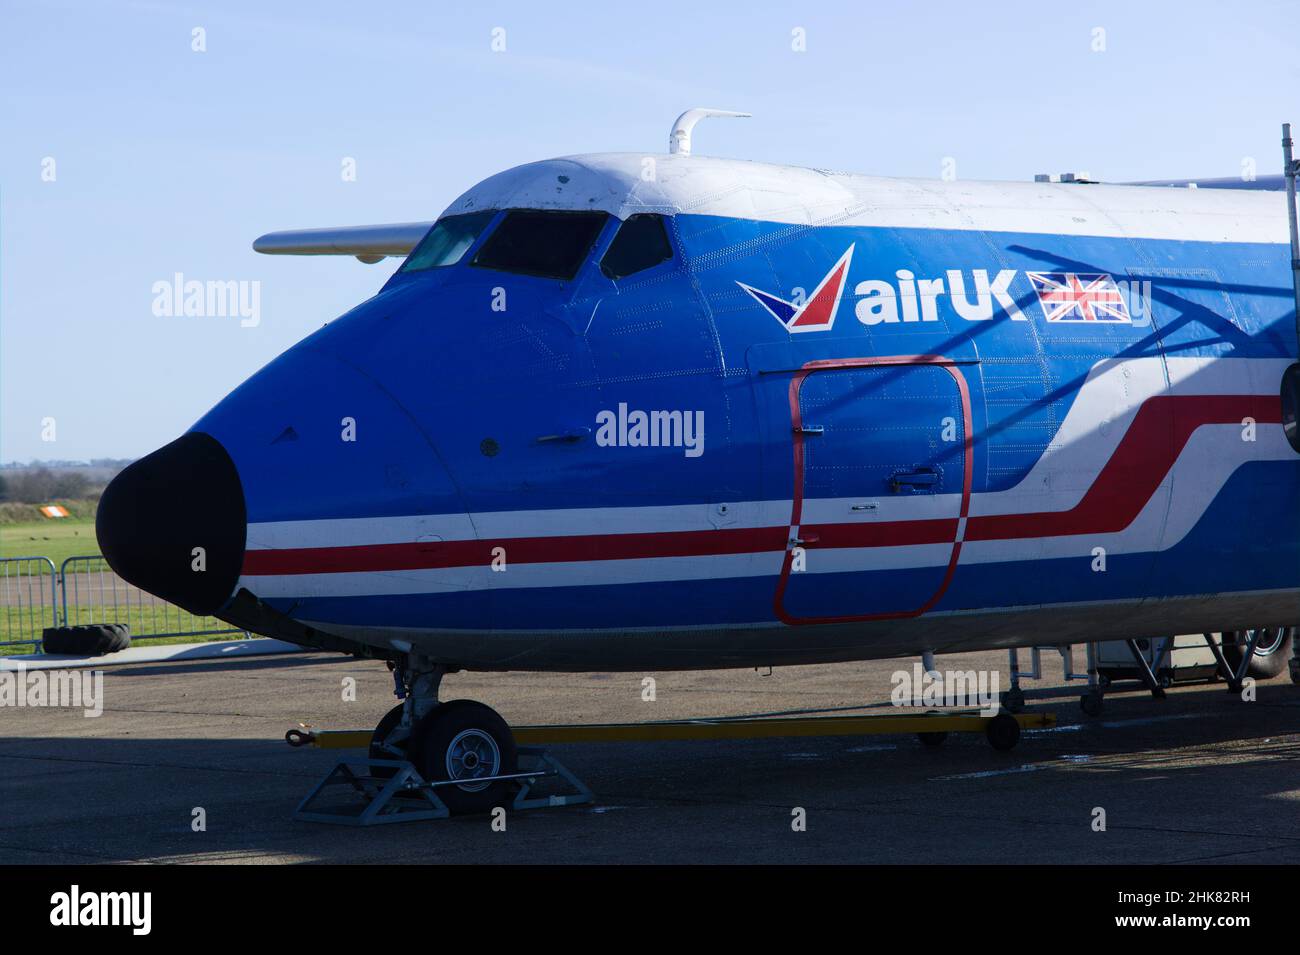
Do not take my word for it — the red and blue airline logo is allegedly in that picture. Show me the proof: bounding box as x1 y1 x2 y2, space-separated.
736 245 855 333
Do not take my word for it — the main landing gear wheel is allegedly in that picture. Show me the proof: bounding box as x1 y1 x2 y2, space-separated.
1223 627 1295 680
1080 691 1104 717
413 700 518 815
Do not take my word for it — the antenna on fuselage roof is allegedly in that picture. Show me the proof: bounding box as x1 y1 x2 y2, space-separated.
669 107 751 157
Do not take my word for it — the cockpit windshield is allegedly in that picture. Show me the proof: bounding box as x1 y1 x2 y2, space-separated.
400 211 497 272
471 210 609 281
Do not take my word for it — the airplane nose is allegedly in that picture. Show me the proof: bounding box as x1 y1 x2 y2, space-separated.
96 431 247 616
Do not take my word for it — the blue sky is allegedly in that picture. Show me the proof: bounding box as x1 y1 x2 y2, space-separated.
2 0 1297 462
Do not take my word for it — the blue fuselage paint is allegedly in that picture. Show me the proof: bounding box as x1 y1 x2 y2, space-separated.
192 211 1300 667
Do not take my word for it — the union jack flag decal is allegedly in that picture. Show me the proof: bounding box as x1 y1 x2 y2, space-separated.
1026 272 1131 323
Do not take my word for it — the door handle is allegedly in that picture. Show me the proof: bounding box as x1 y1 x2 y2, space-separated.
536 427 591 444
789 532 820 547
889 467 940 493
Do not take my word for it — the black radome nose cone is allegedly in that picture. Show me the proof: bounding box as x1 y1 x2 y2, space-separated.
96 432 247 616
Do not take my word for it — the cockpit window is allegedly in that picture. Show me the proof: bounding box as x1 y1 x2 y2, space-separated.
600 214 674 279
471 210 608 280
401 211 496 272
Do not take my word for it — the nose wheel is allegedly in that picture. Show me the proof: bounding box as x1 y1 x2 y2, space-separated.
414 701 518 814
369 697 518 815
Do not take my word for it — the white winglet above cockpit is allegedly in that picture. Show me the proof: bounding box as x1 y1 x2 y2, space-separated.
668 108 751 157
252 222 433 263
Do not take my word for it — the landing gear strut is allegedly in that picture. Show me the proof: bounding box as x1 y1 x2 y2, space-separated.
1080 640 1105 716
368 655 519 814
367 656 445 769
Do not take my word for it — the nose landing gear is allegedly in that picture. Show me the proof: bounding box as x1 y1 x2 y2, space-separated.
368 657 519 815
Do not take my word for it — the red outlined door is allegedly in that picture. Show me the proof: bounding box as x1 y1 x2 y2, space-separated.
775 356 973 625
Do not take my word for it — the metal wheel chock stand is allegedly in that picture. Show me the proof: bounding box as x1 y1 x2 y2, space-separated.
293 746 592 826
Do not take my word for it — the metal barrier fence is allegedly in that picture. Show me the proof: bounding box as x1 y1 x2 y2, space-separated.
0 554 243 651
0 557 60 650
60 555 244 642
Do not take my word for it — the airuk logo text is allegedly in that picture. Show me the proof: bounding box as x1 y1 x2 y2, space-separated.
740 247 1153 331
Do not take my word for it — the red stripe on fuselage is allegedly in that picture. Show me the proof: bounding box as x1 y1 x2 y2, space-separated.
242 525 788 575
239 394 1280 577
965 394 1276 540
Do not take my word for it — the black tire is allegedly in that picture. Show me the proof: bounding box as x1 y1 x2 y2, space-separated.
41 624 130 655
918 709 948 746
985 712 1020 751
1222 628 1294 680
1080 692 1104 717
414 700 517 815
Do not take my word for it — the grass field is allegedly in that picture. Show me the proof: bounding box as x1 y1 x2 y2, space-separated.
0 517 100 567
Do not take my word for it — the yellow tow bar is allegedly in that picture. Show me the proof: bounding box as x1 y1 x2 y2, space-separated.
286 709 1055 752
